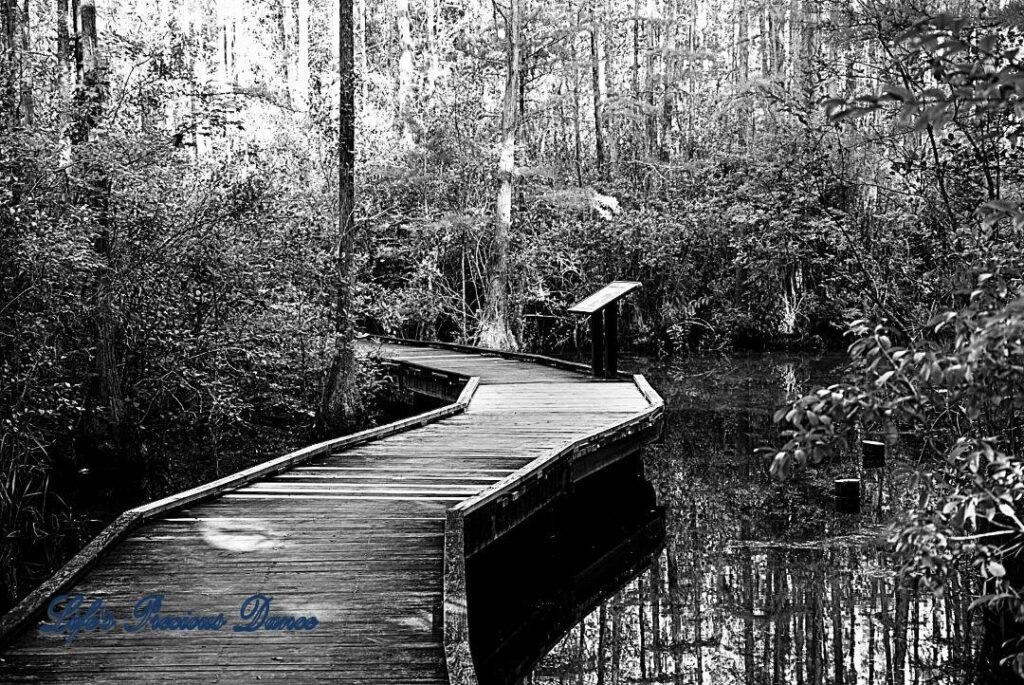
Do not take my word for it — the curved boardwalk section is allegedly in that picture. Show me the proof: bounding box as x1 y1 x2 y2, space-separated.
0 340 661 683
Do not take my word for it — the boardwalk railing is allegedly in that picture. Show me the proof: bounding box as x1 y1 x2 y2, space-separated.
428 350 665 685
382 357 472 401
0 362 480 648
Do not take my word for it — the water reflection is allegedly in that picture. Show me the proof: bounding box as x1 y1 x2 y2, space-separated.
468 456 666 685
524 354 990 685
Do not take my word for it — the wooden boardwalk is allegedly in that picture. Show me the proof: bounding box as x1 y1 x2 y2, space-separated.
0 340 661 683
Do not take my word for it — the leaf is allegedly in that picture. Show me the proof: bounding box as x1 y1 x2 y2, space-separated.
969 592 1015 610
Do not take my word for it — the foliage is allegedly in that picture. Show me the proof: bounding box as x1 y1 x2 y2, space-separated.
0 3 391 609
768 12 1024 676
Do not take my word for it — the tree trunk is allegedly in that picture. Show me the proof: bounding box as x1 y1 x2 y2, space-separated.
736 0 748 145
589 0 607 177
1 0 16 128
281 0 295 102
396 0 414 144
602 0 616 175
216 0 234 83
644 0 657 162
319 0 358 434
424 0 440 107
631 0 639 101
759 5 768 76
659 0 674 162
296 0 310 111
17 0 30 125
800 0 817 106
478 0 519 350
279 0 294 107
570 2 583 185
56 0 73 166
631 0 640 170
788 0 800 90
74 0 127 463
770 2 783 86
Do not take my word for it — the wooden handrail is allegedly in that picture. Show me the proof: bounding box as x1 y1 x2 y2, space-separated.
567 281 643 378
442 370 664 685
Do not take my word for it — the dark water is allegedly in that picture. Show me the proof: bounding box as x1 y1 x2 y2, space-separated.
469 456 665 685
518 353 988 685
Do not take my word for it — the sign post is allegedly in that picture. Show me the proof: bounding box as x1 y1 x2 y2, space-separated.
590 310 605 377
569 281 642 378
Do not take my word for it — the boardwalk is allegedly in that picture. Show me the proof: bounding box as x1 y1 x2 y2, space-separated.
0 340 661 683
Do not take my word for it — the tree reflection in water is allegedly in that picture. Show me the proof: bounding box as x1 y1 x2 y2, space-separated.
525 354 986 685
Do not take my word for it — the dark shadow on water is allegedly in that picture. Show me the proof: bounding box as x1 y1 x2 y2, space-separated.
467 455 666 685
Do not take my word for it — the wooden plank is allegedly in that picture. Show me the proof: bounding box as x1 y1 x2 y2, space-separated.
566 280 642 314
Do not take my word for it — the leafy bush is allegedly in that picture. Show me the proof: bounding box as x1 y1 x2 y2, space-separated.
0 115 391 612
768 12 1024 676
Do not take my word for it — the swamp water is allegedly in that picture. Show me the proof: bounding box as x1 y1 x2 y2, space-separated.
506 353 995 685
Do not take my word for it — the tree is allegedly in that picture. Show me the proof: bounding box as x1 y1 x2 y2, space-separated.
17 0 30 125
56 0 73 156
279 0 295 106
589 0 607 176
1 0 18 127
478 0 521 350
735 0 748 144
319 0 358 433
396 0 415 144
424 0 441 107
69 0 130 464
297 0 310 111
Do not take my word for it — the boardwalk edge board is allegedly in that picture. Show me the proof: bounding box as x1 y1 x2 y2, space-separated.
0 364 481 648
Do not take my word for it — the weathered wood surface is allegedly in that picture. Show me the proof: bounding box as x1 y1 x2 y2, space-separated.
566 280 641 314
0 339 661 683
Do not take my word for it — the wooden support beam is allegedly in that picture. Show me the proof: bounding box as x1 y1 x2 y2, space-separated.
604 300 618 377
590 311 605 378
